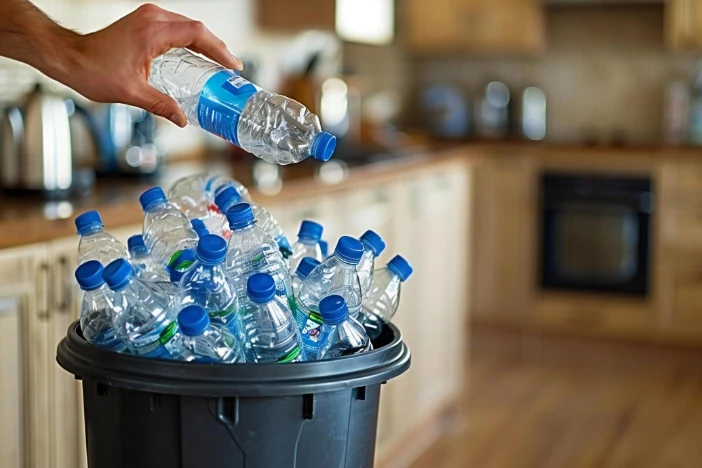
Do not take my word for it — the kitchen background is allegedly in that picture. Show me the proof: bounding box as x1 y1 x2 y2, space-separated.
3 0 702 467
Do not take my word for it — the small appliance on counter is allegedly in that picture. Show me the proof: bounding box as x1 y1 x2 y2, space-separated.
0 84 97 196
476 81 511 139
420 84 470 139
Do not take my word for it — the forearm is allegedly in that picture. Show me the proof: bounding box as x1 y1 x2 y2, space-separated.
0 0 80 83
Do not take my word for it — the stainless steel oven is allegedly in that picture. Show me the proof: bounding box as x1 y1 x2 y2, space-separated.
539 172 653 296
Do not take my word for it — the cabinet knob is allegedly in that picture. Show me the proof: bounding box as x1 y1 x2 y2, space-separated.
36 262 50 322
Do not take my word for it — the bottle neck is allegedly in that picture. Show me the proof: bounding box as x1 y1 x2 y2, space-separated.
80 225 104 236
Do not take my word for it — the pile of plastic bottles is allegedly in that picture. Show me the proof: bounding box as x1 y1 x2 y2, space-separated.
75 174 413 363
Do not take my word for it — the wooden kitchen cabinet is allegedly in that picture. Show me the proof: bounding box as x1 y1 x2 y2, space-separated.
404 0 545 54
0 244 51 468
471 155 538 324
666 0 702 50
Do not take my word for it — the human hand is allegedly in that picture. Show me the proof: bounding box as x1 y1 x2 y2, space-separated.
58 3 242 127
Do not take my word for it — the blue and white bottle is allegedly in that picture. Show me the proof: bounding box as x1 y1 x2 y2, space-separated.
357 230 386 295
175 305 245 363
316 295 372 360
75 210 129 265
75 260 125 352
290 220 324 272
128 234 168 282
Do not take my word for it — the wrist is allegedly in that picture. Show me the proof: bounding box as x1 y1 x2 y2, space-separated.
38 27 84 86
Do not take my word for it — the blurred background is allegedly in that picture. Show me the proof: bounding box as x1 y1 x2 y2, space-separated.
2 0 702 467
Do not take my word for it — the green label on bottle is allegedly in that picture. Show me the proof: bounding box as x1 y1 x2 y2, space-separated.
276 346 302 363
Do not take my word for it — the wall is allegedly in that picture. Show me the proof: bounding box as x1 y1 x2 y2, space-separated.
413 5 702 144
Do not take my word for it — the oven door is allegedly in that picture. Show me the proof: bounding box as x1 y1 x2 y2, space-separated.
540 175 652 296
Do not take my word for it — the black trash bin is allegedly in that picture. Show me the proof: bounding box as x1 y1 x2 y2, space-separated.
57 321 410 468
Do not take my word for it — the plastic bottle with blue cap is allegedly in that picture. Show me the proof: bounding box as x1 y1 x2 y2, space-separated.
357 230 387 295
296 236 365 355
102 258 179 358
140 186 198 273
75 260 126 352
291 256 321 326
177 235 239 334
149 48 337 165
360 255 414 340
237 273 304 363
190 219 210 238
289 220 324 272
174 305 245 363
75 210 129 265
215 186 291 258
128 234 168 282
224 203 294 308
319 240 329 260
315 295 372 361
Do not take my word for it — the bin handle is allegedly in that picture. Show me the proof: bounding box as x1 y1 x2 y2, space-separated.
215 397 247 461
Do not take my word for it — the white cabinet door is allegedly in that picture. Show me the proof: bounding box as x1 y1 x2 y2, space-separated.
0 244 51 468
340 185 396 265
49 238 87 468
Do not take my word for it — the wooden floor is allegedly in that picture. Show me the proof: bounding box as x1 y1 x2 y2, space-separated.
410 327 702 468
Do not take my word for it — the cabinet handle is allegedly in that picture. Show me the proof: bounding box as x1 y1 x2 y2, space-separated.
57 256 71 314
36 262 50 321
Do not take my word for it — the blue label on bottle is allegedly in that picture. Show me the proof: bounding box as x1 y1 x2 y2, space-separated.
197 70 259 146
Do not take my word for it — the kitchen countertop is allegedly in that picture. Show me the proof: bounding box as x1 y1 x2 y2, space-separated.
0 148 468 250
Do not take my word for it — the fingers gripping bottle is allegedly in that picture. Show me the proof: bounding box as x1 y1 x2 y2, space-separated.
149 48 337 165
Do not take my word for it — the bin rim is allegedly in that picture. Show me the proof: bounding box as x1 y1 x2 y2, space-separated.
56 321 410 397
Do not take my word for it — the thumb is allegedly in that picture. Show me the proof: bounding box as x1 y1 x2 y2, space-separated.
133 86 187 127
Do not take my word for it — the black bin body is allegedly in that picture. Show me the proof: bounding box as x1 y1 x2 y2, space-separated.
57 321 410 468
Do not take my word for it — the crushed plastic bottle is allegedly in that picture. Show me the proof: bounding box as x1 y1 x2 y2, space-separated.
297 236 364 355
224 203 294 306
360 255 413 340
140 186 198 273
177 235 239 334
75 260 125 352
290 220 324 272
128 234 168 282
149 48 337 165
175 305 245 363
357 230 386 295
103 258 179 358
75 210 129 265
316 295 372 360
215 186 292 258
237 273 304 363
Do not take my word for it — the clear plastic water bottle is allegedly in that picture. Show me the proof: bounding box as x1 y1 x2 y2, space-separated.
75 210 129 265
290 220 324 272
237 273 304 363
291 256 321 327
128 234 168 282
215 186 292 258
168 249 196 283
140 186 198 273
177 235 239 334
292 257 321 296
297 236 364 355
360 255 413 340
175 305 245 363
149 48 337 165
357 230 386 295
103 259 179 358
319 240 329 260
75 260 126 352
191 219 210 237
316 295 372 360
224 203 294 306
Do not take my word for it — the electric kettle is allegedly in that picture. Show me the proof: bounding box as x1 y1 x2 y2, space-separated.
0 84 98 193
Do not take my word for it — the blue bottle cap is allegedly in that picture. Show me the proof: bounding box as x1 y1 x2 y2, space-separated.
196 234 227 265
139 187 167 211
334 236 364 265
319 295 349 325
226 203 255 230
75 260 105 291
190 219 209 237
75 210 103 235
247 273 276 304
387 255 413 282
297 220 323 242
178 305 211 337
127 234 147 252
319 240 329 259
311 132 337 161
295 257 321 281
102 258 134 291
214 186 242 213
360 230 386 257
